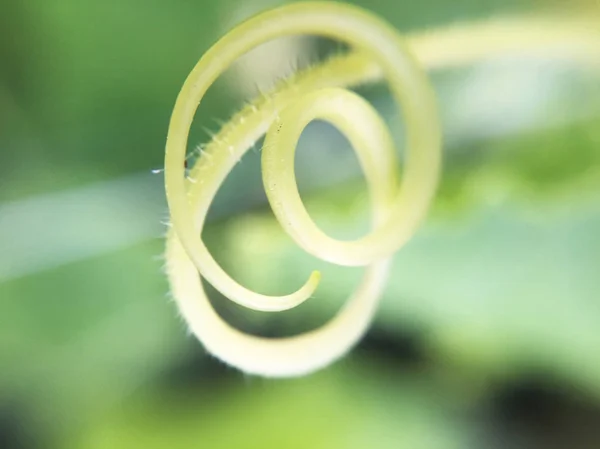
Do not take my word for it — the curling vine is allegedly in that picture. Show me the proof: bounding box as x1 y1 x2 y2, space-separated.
164 2 599 377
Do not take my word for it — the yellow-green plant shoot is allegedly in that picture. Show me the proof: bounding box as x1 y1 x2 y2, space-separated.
164 2 599 377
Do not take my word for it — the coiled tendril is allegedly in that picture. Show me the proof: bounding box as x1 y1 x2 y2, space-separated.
164 1 599 377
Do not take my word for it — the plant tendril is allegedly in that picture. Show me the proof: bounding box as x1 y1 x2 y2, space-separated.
164 2 599 377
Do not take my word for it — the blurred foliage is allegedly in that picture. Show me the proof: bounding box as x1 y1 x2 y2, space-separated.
69 363 470 449
1 0 600 448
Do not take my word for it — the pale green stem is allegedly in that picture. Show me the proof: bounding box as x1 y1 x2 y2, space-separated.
164 2 599 376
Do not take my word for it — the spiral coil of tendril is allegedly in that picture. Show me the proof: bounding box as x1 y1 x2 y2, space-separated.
164 1 438 377
160 2 600 378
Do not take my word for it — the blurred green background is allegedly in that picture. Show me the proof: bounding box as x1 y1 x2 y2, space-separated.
1 0 600 448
